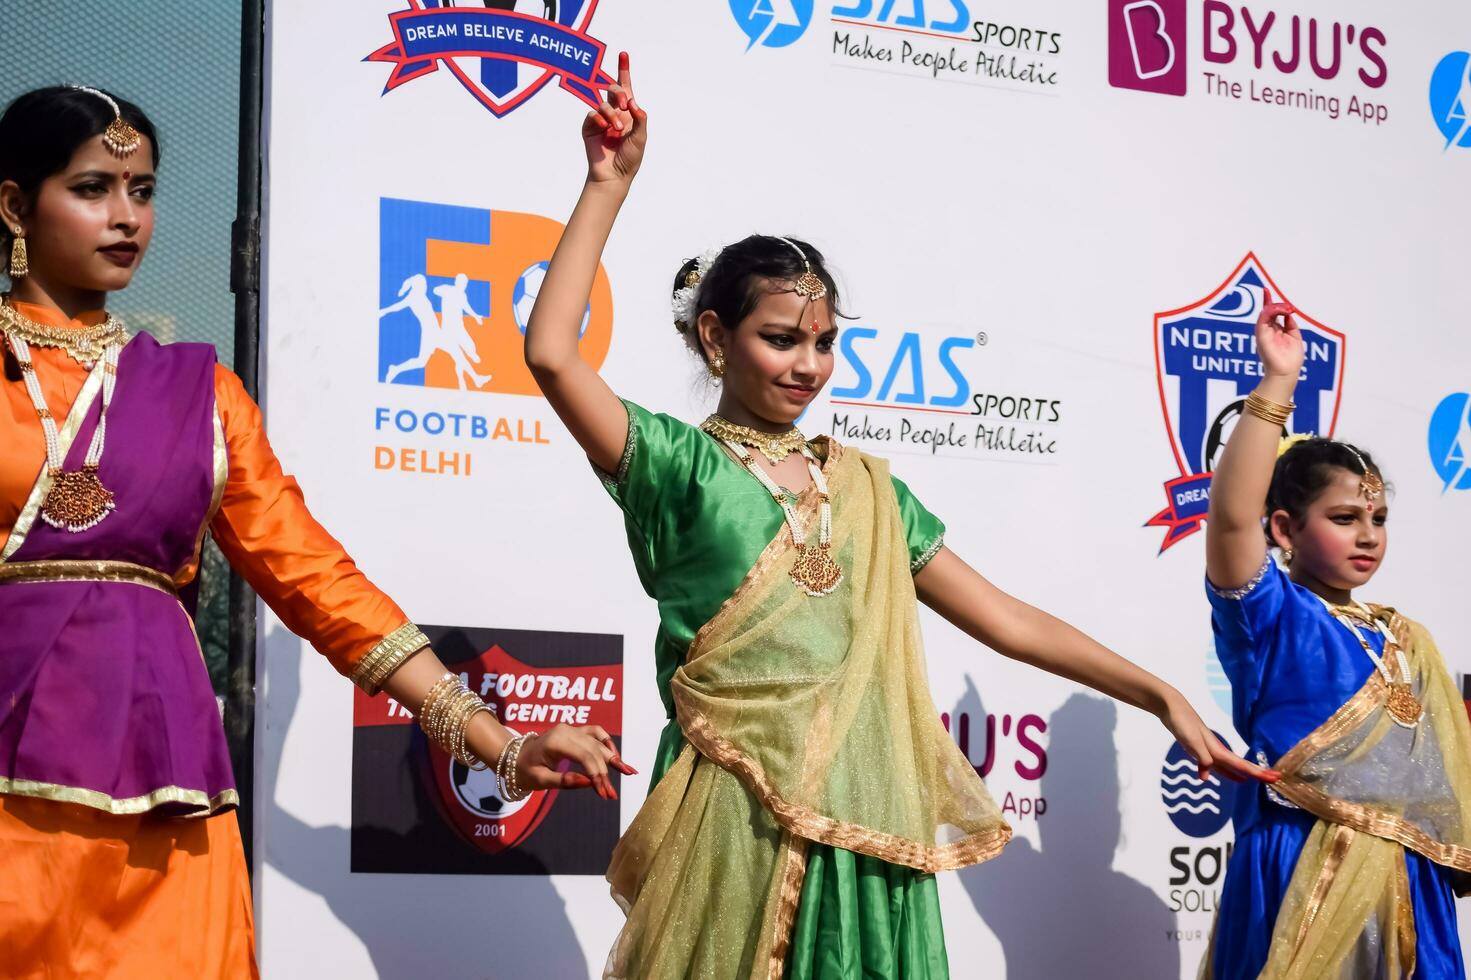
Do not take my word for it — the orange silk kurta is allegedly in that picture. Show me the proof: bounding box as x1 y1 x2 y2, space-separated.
0 303 412 979
0 302 410 678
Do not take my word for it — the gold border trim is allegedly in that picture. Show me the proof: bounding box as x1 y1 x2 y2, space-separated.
1206 553 1274 600
0 559 176 594
1292 822 1356 955
595 399 640 489
765 832 810 980
910 531 945 574
1273 672 1471 872
0 775 238 817
351 622 431 694
175 406 230 585
676 707 1011 873
1 357 107 561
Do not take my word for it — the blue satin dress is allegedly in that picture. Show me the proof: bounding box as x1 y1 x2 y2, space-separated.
1207 558 1464 978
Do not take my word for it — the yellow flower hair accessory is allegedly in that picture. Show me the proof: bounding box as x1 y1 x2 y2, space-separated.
1277 432 1312 458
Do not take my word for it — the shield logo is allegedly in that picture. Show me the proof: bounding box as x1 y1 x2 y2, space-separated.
1145 254 1345 551
426 637 622 855
367 0 614 118
351 625 623 873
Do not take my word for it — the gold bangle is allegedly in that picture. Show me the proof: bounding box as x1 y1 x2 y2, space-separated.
417 679 495 771
1244 390 1294 428
496 732 533 802
418 673 467 759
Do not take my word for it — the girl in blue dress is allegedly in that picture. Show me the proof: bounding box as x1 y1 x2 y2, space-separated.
1203 291 1471 978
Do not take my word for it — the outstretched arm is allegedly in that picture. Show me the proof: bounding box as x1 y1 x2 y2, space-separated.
525 52 646 474
1205 290 1304 590
915 547 1275 783
209 366 633 799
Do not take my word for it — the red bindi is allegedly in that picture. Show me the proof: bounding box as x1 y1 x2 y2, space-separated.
810 321 820 334
122 170 131 182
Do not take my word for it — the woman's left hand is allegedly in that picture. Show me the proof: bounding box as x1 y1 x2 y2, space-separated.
1158 690 1279 784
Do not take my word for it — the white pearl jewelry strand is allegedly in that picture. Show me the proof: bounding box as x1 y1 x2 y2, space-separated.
1333 602 1413 689
6 332 121 476
723 438 832 553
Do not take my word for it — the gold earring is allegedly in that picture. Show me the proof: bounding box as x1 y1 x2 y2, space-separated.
709 350 725 378
1282 548 1294 566
9 227 28 279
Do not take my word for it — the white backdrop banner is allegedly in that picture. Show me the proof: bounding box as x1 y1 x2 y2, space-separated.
258 1 1471 976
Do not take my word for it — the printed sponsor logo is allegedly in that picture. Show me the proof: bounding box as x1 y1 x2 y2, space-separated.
1427 392 1471 494
1109 1 1390 126
943 704 1049 820
351 625 622 873
1109 0 1187 96
730 0 815 50
366 0 614 118
373 196 613 477
1145 254 1343 550
821 325 1063 463
830 1 1065 91
1160 734 1237 922
1429 52 1471 150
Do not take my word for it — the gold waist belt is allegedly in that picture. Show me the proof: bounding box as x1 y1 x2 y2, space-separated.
0 559 177 595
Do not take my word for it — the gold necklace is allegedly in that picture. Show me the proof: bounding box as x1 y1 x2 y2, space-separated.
701 414 809 465
1326 600 1422 729
2 301 126 532
0 301 127 368
710 433 842 597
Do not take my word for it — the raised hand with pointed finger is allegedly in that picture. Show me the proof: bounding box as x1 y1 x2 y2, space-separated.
582 51 647 185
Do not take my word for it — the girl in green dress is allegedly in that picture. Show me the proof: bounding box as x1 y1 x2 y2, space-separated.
525 55 1274 980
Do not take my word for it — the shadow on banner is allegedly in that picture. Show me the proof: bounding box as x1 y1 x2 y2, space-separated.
259 625 592 978
957 683 1180 978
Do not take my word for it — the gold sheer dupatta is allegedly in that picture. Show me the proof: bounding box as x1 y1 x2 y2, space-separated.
1202 610 1471 980
604 443 1010 980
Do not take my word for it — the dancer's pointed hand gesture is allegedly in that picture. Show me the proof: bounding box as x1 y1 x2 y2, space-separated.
583 52 647 186
1256 287 1304 381
517 723 636 801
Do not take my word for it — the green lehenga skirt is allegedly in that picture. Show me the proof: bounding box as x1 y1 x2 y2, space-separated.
649 731 951 979
788 845 949 979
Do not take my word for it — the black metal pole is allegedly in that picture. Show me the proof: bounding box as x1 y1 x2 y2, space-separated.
227 0 264 877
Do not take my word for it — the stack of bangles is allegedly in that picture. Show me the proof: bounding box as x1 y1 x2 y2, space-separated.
1245 390 1294 427
417 673 535 802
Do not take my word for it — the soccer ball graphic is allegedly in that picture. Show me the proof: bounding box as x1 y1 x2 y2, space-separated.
512 261 590 338
451 757 531 820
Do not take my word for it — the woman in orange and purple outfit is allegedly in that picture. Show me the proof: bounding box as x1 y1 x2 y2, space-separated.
0 86 625 978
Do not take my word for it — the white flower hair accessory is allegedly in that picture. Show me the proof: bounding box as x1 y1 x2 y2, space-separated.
671 247 724 330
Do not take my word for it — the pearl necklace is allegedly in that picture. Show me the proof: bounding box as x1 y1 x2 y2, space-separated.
1328 600 1421 729
2 304 126 532
711 433 843 597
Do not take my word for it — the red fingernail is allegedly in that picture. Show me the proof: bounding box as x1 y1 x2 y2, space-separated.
619 51 629 69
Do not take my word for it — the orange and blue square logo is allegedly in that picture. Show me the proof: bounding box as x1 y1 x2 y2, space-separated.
378 197 612 396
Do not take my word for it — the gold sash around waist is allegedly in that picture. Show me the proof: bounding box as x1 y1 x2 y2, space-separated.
0 559 177 595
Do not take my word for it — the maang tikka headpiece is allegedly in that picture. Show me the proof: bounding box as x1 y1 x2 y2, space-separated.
773 236 828 304
1344 444 1385 502
70 86 142 158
